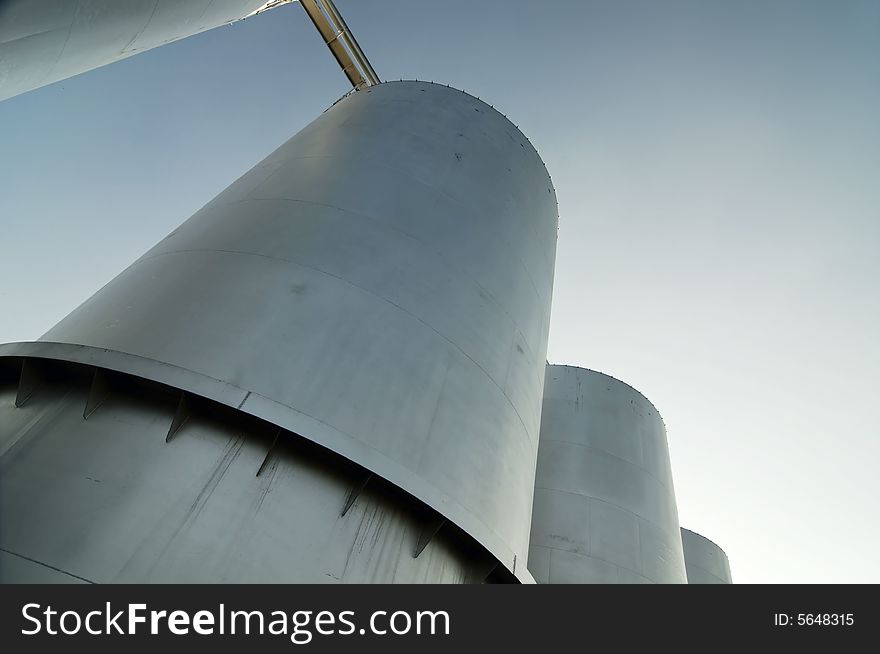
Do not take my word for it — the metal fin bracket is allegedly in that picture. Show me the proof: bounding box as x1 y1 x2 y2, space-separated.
166 391 190 442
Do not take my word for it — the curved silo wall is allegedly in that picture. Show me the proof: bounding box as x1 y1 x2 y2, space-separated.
0 81 558 583
0 0 282 102
528 365 687 584
681 528 732 584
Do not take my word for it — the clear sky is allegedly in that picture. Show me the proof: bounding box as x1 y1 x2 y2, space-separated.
1 0 878 583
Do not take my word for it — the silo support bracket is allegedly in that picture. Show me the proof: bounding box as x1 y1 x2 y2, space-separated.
341 472 373 516
413 516 446 558
255 428 282 477
83 368 111 420
14 358 41 408
481 561 500 583
165 391 190 443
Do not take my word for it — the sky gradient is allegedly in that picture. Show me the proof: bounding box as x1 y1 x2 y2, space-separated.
1 0 878 583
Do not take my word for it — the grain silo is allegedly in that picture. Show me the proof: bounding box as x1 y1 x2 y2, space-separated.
0 0 292 102
528 365 687 583
681 528 732 584
0 81 558 583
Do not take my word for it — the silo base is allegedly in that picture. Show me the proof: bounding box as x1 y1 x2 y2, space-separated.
0 357 501 583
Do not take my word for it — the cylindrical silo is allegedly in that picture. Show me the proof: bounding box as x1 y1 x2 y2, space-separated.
528 365 687 583
0 81 558 583
0 0 285 102
681 528 732 584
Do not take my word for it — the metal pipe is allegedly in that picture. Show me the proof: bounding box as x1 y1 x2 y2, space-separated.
300 0 379 89
318 0 380 85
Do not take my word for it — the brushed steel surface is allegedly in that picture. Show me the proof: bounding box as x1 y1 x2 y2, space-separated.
0 0 279 101
0 82 558 582
528 365 687 584
681 528 732 584
300 0 379 89
0 366 490 583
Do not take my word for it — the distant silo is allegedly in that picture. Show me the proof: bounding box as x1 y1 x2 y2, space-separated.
0 81 558 583
528 365 687 583
681 528 732 584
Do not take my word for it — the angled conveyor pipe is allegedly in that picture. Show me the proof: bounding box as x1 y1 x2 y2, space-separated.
300 0 380 89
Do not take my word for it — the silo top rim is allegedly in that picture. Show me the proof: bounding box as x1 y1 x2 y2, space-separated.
681 527 729 557
545 363 666 425
326 80 556 196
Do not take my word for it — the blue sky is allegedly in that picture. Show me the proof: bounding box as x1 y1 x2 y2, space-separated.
1 0 879 582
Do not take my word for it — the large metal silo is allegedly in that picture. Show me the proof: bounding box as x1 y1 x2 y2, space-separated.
0 0 286 102
681 528 732 584
528 365 687 583
0 81 558 583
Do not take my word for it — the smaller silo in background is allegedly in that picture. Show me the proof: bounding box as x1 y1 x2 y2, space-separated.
681 528 732 584
528 365 688 583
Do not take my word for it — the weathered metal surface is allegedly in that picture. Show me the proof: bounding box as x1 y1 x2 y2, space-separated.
83 367 111 419
0 81 558 582
14 357 39 407
165 390 189 442
528 365 687 584
0 363 491 582
681 528 732 584
0 0 283 101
